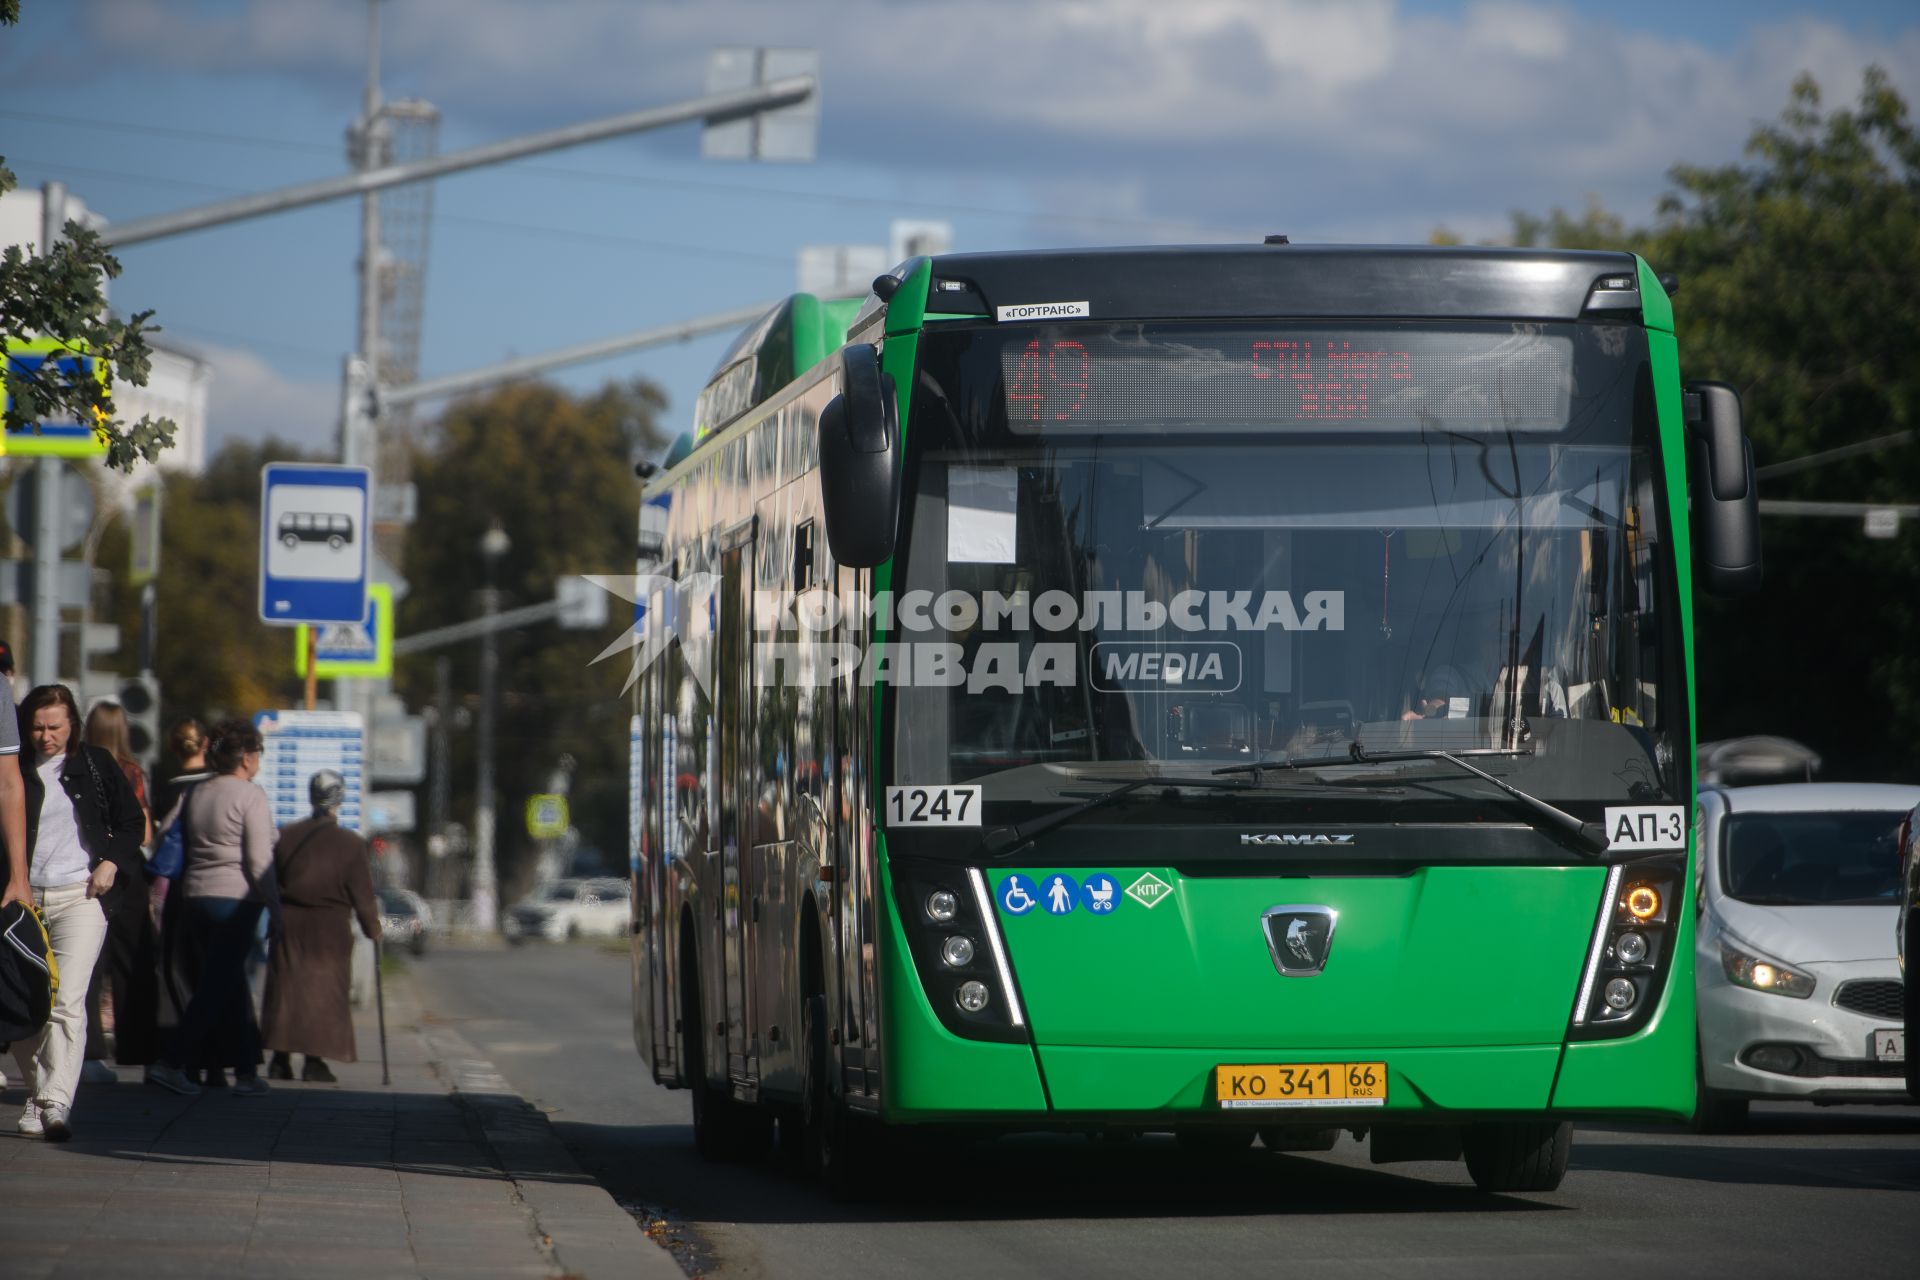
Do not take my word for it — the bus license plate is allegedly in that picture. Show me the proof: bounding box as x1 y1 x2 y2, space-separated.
1872 1029 1905 1062
1216 1062 1387 1109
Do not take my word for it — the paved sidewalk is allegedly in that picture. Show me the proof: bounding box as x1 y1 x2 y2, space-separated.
0 965 679 1280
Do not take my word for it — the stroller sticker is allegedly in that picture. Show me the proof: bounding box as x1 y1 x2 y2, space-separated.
1080 874 1119 915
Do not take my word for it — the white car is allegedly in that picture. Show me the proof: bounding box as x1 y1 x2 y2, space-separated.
1694 782 1915 1130
504 877 630 943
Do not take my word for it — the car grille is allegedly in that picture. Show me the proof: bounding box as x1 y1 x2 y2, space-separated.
1833 980 1904 1022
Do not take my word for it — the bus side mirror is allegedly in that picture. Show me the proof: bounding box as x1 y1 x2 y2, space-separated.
818 343 900 569
1685 381 1762 596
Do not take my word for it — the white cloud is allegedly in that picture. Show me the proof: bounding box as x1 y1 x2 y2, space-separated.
188 340 339 458
69 0 1920 239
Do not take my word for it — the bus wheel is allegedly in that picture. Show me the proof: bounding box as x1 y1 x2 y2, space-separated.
802 993 872 1200
685 967 766 1161
1461 1121 1572 1193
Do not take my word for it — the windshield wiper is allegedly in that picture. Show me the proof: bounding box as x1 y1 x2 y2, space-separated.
1214 743 1610 858
979 775 1253 860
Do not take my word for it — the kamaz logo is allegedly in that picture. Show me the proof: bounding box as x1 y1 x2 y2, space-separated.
1240 833 1356 846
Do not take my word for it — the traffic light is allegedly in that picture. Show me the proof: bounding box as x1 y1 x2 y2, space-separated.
118 674 160 767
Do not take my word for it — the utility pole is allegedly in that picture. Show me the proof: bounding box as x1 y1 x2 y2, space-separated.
29 181 68 683
473 521 510 932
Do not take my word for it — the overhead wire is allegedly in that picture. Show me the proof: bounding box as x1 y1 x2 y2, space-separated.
0 106 1258 241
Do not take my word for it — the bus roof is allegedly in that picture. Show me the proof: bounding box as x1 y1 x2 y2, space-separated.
894 243 1646 326
693 292 863 443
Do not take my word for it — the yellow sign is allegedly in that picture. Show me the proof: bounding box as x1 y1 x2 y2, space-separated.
526 794 570 839
293 583 394 679
2 338 111 458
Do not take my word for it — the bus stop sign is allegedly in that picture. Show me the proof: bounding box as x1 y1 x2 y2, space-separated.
259 463 370 626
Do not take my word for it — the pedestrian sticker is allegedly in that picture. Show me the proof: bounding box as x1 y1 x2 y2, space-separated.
1041 873 1079 915
1126 871 1174 909
1080 873 1119 915
1000 874 1040 916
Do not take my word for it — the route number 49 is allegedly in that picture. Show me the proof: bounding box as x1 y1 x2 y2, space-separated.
886 786 982 827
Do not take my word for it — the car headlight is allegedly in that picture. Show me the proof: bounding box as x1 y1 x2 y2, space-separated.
1718 938 1815 999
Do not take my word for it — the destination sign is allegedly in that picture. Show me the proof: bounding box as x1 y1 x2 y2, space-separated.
997 324 1575 433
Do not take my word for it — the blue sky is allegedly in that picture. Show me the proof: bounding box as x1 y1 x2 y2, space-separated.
4 0 1918 460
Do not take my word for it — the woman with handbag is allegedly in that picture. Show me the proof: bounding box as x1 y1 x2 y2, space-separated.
147 719 280 1097
10 685 145 1141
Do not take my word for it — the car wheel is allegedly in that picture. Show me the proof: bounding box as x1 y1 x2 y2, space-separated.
1462 1121 1572 1193
281 533 298 548
328 534 345 550
411 934 427 957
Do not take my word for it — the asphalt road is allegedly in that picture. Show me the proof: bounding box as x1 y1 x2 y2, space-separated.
406 942 1920 1279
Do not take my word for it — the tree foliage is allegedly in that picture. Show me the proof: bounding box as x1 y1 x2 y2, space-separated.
1495 69 1920 776
398 378 669 892
3 0 174 471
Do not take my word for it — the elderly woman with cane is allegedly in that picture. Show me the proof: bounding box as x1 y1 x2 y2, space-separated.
261 771 381 1082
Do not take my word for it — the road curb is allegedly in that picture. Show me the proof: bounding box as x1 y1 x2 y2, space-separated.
392 975 685 1280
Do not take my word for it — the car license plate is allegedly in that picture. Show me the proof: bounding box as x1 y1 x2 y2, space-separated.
1871 1029 1905 1062
1215 1062 1387 1109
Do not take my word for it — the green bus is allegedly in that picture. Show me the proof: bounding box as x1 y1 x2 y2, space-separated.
628 244 1761 1195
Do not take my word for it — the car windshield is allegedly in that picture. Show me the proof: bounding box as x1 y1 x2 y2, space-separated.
377 891 416 916
1722 811 1905 905
890 319 1683 815
542 882 579 902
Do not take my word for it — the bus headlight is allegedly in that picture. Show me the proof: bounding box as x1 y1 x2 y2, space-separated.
941 935 975 967
926 889 959 923
956 980 990 1012
1719 939 1814 998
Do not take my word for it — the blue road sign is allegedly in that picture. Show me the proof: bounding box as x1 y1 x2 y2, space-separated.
259 463 370 626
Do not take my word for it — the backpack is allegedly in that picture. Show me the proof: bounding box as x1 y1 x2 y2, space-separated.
0 901 58 1042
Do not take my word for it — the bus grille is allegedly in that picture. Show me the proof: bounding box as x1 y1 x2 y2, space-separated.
1833 980 1904 1022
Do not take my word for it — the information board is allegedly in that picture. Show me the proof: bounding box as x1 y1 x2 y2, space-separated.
253 709 364 833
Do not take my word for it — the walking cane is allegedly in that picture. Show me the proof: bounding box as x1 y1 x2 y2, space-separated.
373 927 390 1086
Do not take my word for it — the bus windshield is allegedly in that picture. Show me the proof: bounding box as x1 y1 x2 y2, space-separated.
890 319 1683 813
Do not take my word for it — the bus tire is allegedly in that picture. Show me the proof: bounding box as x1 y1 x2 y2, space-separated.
802 993 872 1200
684 950 765 1161
1462 1121 1572 1193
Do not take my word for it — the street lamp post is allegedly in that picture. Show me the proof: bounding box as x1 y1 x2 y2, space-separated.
471 520 510 933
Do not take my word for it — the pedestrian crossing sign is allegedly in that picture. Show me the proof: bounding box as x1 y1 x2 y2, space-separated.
294 582 393 678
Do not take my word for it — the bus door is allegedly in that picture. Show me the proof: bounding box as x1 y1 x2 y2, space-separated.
717 533 754 1080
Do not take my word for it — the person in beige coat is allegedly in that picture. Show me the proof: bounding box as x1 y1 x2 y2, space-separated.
262 771 381 1082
